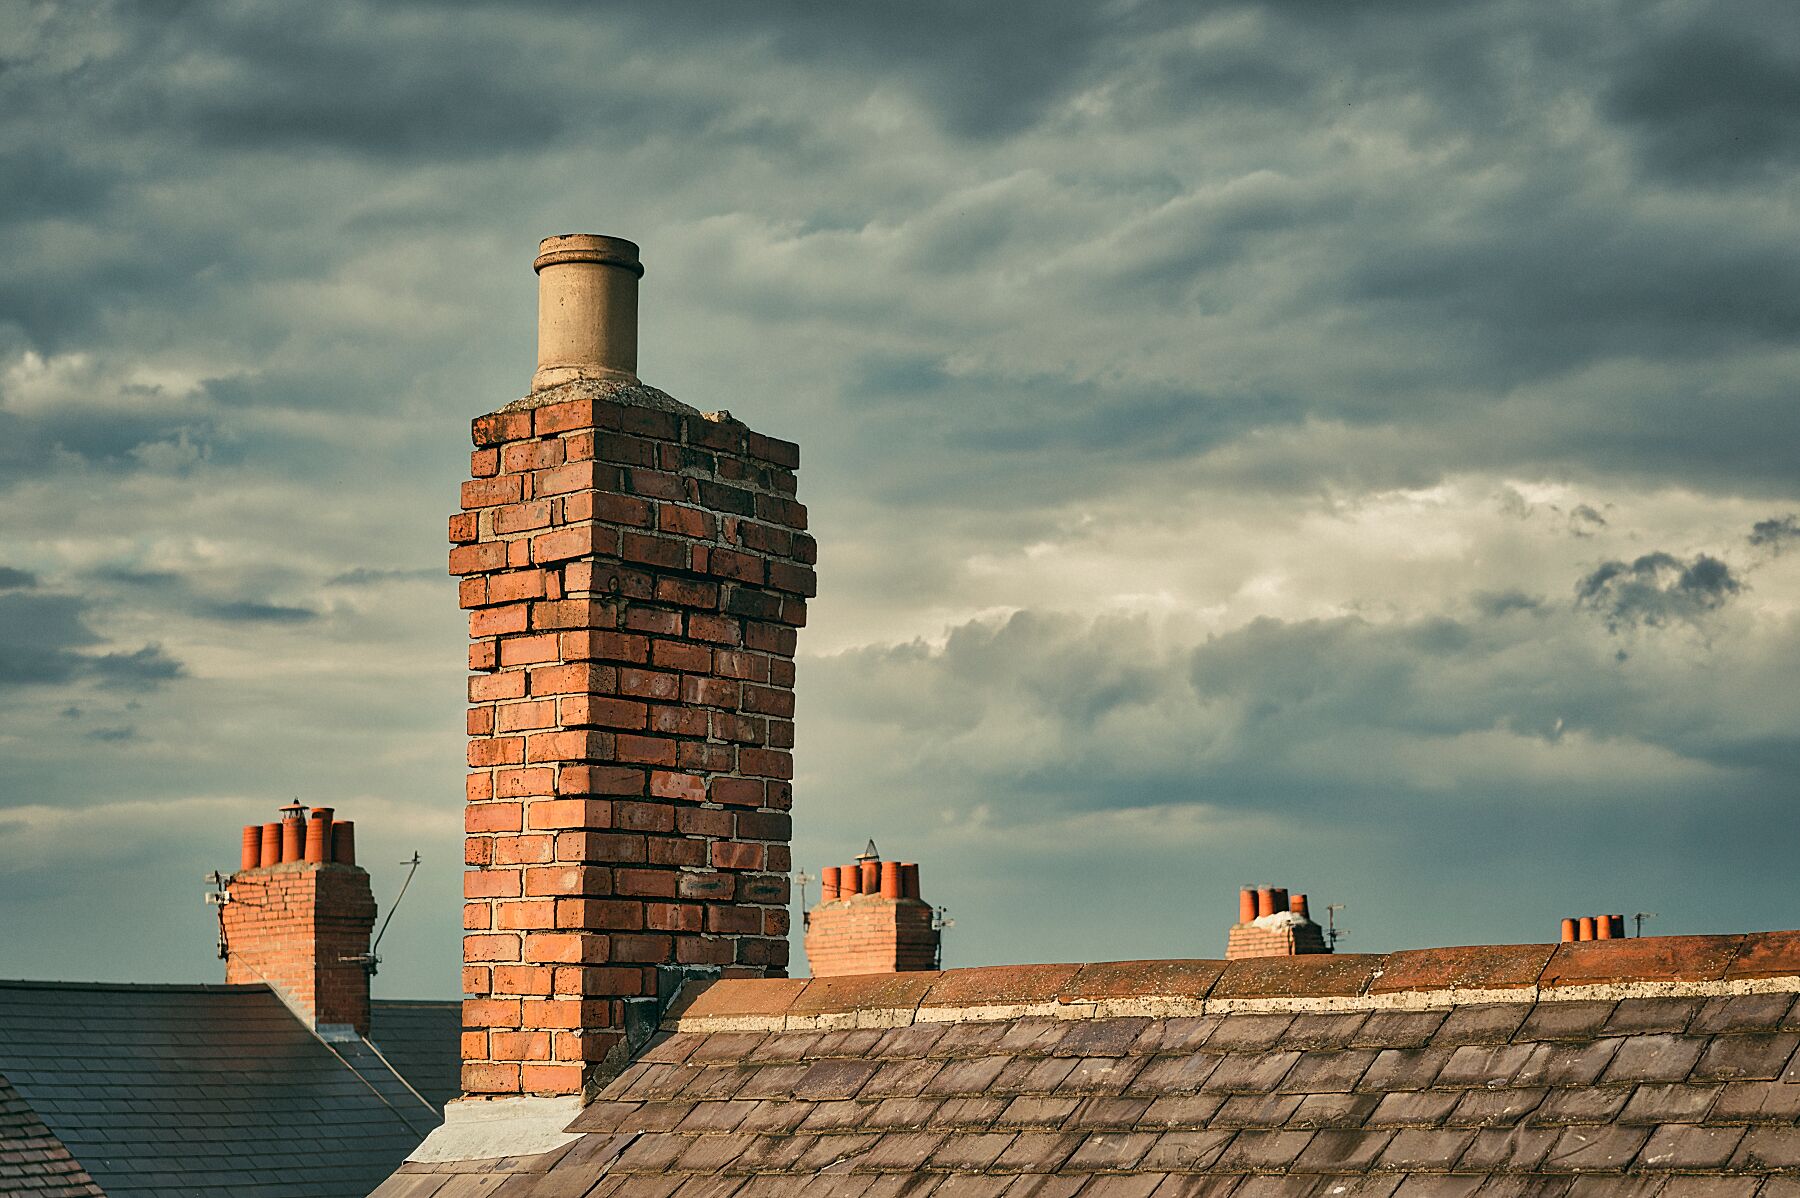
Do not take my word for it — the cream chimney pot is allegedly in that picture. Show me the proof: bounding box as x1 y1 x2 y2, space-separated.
532 233 642 391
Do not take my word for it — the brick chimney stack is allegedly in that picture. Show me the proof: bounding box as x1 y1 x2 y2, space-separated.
452 235 814 1098
223 804 376 1036
803 843 938 976
1225 886 1331 960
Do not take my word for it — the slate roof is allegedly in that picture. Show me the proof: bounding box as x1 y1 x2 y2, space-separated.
0 980 459 1198
0 1071 102 1197
380 932 1800 1198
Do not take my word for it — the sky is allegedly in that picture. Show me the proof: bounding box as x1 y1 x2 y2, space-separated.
2 0 1798 1000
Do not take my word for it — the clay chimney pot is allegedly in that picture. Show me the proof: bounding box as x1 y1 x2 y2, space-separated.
820 865 840 902
880 860 904 900
1578 915 1597 941
1255 887 1277 918
1238 889 1257 924
239 825 261 872
331 820 356 866
259 822 282 868
1560 917 1578 943
900 862 920 901
532 234 642 391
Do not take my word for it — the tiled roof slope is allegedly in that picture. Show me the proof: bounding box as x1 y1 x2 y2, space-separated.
381 932 1800 1198
372 1000 466 1113
0 1071 103 1197
0 980 452 1198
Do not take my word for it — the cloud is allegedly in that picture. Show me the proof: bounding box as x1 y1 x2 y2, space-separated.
0 566 37 590
0 590 184 691
1574 552 1744 633
1750 514 1800 553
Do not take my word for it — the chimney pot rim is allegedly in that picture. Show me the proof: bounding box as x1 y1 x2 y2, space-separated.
534 234 644 277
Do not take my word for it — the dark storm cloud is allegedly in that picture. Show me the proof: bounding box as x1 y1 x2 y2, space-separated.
1750 515 1800 552
1575 552 1743 633
0 591 182 691
89 565 317 624
0 566 38 590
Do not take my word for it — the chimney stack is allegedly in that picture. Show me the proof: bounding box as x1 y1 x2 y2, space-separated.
222 804 375 1035
452 235 814 1098
804 843 939 976
1226 885 1331 960
1560 913 1626 942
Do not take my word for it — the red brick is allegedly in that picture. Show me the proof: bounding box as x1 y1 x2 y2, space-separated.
450 512 480 544
489 570 550 604
658 504 717 539
527 662 613 696
649 771 708 803
561 630 649 662
618 668 679 700
712 841 764 870
738 748 793 779
493 499 553 535
709 778 764 806
616 734 676 766
557 765 645 795
527 799 612 830
462 474 522 509
472 409 532 446
468 737 524 767
525 729 608 763
531 525 610 563
464 933 522 962
469 670 527 702
559 694 645 730
450 541 507 575
498 634 560 666
495 900 558 930
465 803 520 834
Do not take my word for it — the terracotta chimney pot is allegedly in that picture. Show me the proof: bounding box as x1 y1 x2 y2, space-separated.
880 860 904 899
842 864 862 895
532 234 642 391
1578 915 1596 941
331 820 356 866
259 822 282 867
860 860 880 896
1256 887 1277 918
239 825 260 872
1290 893 1310 921
1560 917 1578 943
280 816 305 864
1238 889 1257 924
900 862 920 901
820 865 840 902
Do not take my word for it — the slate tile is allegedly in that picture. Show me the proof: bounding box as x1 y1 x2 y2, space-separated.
930 1177 1013 1198
673 1132 759 1173
793 1133 880 1173
1711 1079 1800 1122
1279 1050 1378 1094
1140 1130 1236 1171
1280 1014 1370 1052
1517 1004 1618 1043
928 1097 1010 1129
994 1057 1081 1096
1691 994 1796 1035
992 1131 1084 1173
1004 1176 1088 1198
1638 1124 1746 1170
1139 1094 1226 1129
863 1097 945 1131
674 1100 757 1133
1065 1057 1152 1096
614 1133 694 1174
1692 1033 1800 1082
1388 1178 1483 1198
1129 1054 1221 1095
1354 1013 1448 1050
1207 1017 1297 1054
679 1066 751 1101
1553 1179 1660 1198
852 1130 949 1173
1210 1094 1303 1129
1513 1039 1622 1088
1530 1087 1631 1126
932 1022 1014 1060
1201 1052 1300 1095
811 1030 892 1060
733 1063 813 1100
860 1058 955 1101
996 1096 1084 1129
1444 1087 1547 1128
1232 1177 1323 1198
1540 1126 1650 1172
800 1102 874 1133
686 1033 768 1065
1215 1130 1316 1171
733 1098 814 1135
867 1023 949 1061
1074 1096 1154 1129
732 1133 818 1172
570 1100 643 1133
748 1031 825 1063
923 1058 1011 1097
1436 1043 1536 1089
927 1131 1018 1171
1375 1129 1475 1171
1130 1018 1224 1056
1435 1007 1531 1046
1599 1036 1708 1085
1458 1127 1562 1172
1616 1082 1719 1125
796 1059 883 1101
1288 1093 1381 1130
1730 1124 1800 1169
1359 1050 1450 1093
995 1019 1070 1057
1148 1176 1246 1198
1065 1131 1160 1172
1292 1128 1394 1172
1058 1020 1155 1060
1366 1090 1461 1129
1603 999 1703 1036
1655 1179 1758 1198
638 1035 702 1067
1079 1174 1173 1198
599 1112 688 1152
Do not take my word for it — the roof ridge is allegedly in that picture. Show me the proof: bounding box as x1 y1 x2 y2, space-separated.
0 978 273 994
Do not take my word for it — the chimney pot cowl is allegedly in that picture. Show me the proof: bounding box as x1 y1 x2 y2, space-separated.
532 233 643 392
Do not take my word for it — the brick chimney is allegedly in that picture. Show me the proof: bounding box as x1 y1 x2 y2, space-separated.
1225 886 1331 960
452 235 813 1098
223 803 376 1035
803 843 938 976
